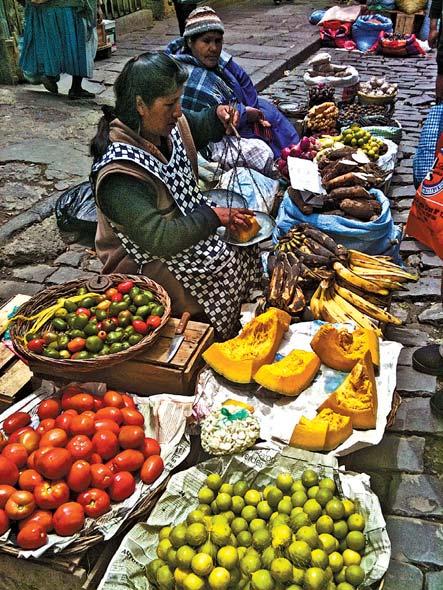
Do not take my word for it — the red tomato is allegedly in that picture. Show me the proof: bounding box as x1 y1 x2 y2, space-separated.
141 437 161 459
17 523 47 549
35 447 72 480
18 469 44 492
94 418 120 436
75 307 91 318
2 443 28 468
0 456 19 486
0 433 8 452
95 407 123 425
67 338 86 354
117 280 134 294
146 315 162 329
103 390 124 408
70 414 95 437
140 455 164 485
77 488 111 518
92 396 104 412
109 471 136 502
105 287 118 299
9 427 41 453
111 292 123 302
66 435 93 461
55 411 75 433
64 409 78 416
121 408 144 427
0 484 16 508
27 338 46 354
121 394 136 409
89 453 102 464
118 426 144 450
82 410 96 418
90 464 113 490
0 508 9 535
53 502 85 536
5 490 36 520
92 430 119 461
3 411 31 435
37 418 56 435
111 449 144 473
39 428 68 449
132 320 148 335
37 399 61 420
34 481 69 510
62 392 94 412
67 460 91 493
19 509 53 532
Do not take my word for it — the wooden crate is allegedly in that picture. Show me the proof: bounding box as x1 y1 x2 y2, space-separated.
31 318 214 396
0 295 34 410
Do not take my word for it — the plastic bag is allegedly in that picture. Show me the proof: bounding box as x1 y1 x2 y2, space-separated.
352 15 393 52
413 105 443 188
320 20 355 49
309 9 326 25
406 148 443 256
55 181 97 234
218 168 279 213
367 0 396 9
274 188 402 261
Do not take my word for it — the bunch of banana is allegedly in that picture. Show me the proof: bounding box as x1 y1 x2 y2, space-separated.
276 224 348 268
310 250 418 330
268 252 307 314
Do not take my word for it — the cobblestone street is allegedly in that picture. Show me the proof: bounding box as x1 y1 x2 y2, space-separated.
1 2 443 587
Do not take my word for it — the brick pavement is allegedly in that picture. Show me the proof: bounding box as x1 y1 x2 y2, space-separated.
1 6 443 587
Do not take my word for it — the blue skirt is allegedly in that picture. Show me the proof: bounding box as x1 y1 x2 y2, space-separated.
20 5 91 79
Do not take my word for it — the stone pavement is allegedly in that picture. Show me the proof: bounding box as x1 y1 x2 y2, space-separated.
261 49 443 588
1 4 443 588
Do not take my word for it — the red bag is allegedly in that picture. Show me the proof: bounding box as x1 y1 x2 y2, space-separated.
406 144 443 258
320 20 356 49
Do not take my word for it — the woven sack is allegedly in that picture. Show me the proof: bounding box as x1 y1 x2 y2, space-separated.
395 0 427 14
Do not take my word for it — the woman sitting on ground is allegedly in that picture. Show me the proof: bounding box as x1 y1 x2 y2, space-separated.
166 6 299 172
90 52 261 340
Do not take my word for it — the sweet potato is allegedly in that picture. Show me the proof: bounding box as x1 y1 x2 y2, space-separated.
340 198 381 221
328 186 371 200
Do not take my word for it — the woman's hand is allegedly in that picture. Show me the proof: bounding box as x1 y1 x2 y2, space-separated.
216 105 239 134
213 207 254 229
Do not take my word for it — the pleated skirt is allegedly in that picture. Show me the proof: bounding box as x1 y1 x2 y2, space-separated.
20 5 94 80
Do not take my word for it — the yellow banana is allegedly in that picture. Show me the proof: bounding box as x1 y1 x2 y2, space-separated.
330 290 382 335
349 264 415 283
334 283 402 326
309 283 322 319
348 250 418 281
333 262 389 296
321 289 355 325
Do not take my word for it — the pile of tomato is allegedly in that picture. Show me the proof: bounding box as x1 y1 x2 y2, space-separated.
0 387 164 550
25 280 165 360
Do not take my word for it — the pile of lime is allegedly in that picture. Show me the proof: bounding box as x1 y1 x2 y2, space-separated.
146 469 368 589
341 124 385 160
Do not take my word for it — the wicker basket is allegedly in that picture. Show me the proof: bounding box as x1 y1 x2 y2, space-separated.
357 91 397 106
0 476 170 558
10 273 171 372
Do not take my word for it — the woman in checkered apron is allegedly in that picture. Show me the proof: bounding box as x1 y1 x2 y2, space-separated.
90 52 262 340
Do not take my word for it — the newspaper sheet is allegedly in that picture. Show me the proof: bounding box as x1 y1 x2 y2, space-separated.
0 383 192 558
99 445 390 590
194 320 402 457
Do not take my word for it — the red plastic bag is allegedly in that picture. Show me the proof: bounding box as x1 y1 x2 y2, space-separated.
320 20 356 49
406 145 443 258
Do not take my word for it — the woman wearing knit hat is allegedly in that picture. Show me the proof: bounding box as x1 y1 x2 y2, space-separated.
172 0 197 37
166 6 299 169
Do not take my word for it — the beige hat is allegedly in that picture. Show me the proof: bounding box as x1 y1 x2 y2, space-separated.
183 6 224 38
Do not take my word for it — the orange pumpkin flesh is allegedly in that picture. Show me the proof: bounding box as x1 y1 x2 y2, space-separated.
289 416 328 451
310 324 380 373
315 409 353 450
203 308 291 384
254 349 320 396
318 350 378 430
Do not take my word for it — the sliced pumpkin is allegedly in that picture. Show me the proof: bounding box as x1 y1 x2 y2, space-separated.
310 324 380 373
318 350 378 430
203 308 291 384
289 416 328 451
254 349 320 396
314 409 353 451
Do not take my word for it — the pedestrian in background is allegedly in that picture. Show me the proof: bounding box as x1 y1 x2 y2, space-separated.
172 0 197 37
19 0 97 99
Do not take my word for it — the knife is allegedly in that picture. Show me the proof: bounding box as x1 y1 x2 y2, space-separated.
166 312 191 363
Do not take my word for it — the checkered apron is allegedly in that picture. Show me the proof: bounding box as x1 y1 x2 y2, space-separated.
92 130 261 339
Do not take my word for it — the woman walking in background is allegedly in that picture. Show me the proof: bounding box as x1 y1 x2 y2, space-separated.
172 0 197 37
20 0 97 99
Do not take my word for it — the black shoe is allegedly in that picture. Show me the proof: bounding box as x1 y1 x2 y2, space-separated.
68 88 96 100
412 344 443 376
42 76 58 95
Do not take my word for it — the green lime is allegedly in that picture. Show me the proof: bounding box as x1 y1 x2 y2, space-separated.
187 510 205 525
301 470 319 489
289 511 311 532
198 487 215 504
233 480 249 497
156 564 174 589
296 526 319 549
211 522 231 546
271 524 292 549
307 485 319 499
319 533 338 555
217 546 238 570
170 523 188 548
316 488 333 507
183 572 205 590
336 583 355 590
198 539 218 560
251 569 275 590
271 513 290 528
216 493 232 512
291 480 306 494
345 565 365 586
197 503 211 516
166 547 177 568
231 495 245 514
333 520 348 540
335 567 347 584
146 558 165 583
191 552 214 576
325 499 345 521
186 523 208 547
291 490 308 508
262 546 277 569
342 499 355 518
276 473 294 493
316 515 334 535
241 505 257 522
174 567 190 587
221 510 235 524
157 538 172 560
342 549 361 567
244 489 261 507
346 531 365 552
206 474 223 492
288 540 311 567
159 526 172 541
240 552 261 576
256 500 272 521
266 487 284 509
270 557 293 583
277 497 293 515
328 551 344 573
236 530 252 547
176 545 196 569
303 499 322 522
232 517 248 535
208 566 231 590
249 518 267 534
219 483 234 496
347 513 365 532
304 567 326 590
252 528 271 550
310 548 328 569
